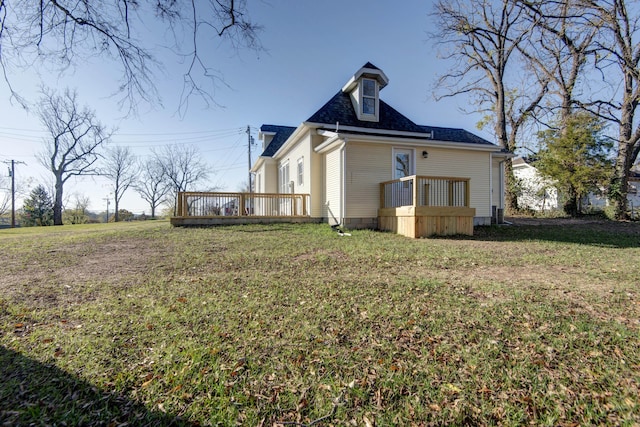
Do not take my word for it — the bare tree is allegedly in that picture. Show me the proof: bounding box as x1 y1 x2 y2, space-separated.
154 144 209 215
63 192 91 224
135 156 170 219
37 88 111 225
103 145 138 222
432 0 549 213
0 1 261 111
520 0 601 124
583 0 640 219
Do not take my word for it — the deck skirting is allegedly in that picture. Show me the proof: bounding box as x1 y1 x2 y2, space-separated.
378 206 475 237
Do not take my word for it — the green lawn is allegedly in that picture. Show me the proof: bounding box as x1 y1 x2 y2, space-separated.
0 220 638 426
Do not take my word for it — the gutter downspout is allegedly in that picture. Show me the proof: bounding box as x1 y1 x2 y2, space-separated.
499 160 505 212
340 137 347 226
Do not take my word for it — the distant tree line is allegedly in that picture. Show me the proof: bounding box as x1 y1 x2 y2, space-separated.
12 88 211 227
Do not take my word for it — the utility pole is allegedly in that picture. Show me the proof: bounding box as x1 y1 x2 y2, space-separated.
3 160 26 228
246 125 253 195
103 197 110 223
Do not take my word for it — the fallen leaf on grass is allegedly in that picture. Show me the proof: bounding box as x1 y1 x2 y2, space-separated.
363 415 374 427
444 383 461 393
142 375 155 388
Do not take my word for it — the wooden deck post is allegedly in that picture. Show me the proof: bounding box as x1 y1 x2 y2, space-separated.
412 176 418 207
177 192 184 216
465 180 470 207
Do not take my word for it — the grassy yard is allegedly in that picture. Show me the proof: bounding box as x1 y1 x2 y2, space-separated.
0 219 638 426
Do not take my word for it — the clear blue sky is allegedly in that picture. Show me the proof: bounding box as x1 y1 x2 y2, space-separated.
0 0 490 215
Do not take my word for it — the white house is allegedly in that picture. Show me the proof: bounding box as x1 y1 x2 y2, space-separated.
512 157 560 211
250 63 510 236
513 156 640 214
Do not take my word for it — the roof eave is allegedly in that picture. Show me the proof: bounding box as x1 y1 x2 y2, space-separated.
270 123 317 159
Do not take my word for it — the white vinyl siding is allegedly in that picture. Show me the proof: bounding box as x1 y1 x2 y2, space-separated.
492 158 503 209
415 147 493 217
344 143 390 218
324 148 342 225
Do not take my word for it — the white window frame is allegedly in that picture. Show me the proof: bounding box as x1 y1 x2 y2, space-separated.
297 157 304 186
392 147 415 179
279 161 290 194
361 78 377 116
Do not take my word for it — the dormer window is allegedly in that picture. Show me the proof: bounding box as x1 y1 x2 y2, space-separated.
362 78 376 115
341 63 389 123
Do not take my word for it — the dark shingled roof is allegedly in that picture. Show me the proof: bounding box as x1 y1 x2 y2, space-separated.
362 61 381 71
259 124 296 157
306 91 426 134
417 126 494 146
258 66 498 158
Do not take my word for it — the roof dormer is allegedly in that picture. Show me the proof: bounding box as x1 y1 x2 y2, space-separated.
342 62 389 123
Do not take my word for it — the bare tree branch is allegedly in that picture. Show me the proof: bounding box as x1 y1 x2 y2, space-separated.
0 0 262 112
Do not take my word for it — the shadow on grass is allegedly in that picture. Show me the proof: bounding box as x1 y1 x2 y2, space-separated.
0 346 192 426
470 219 640 248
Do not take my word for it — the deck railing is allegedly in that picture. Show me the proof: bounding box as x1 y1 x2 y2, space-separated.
176 192 310 218
380 175 470 209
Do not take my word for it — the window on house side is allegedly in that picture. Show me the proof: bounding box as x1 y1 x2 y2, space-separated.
279 162 290 194
362 78 376 115
297 157 304 186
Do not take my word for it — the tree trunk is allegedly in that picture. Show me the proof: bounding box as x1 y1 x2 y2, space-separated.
611 145 631 220
114 199 120 222
563 186 579 217
53 177 64 226
504 159 519 214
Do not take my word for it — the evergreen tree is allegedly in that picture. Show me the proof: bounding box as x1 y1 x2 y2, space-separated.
22 185 54 226
535 113 613 216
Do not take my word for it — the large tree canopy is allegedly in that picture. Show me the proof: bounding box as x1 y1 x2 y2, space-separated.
536 112 613 216
0 0 261 111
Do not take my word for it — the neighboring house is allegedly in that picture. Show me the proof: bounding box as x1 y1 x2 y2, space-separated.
513 157 640 214
251 62 510 234
512 157 560 211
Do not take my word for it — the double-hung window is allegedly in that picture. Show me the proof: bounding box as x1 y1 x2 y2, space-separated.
297 157 304 187
279 162 290 194
362 78 376 115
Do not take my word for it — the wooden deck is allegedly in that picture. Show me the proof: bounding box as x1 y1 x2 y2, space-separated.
378 176 475 237
171 191 317 226
172 176 476 237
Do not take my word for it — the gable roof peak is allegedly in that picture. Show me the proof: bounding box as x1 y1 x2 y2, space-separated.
342 62 389 93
